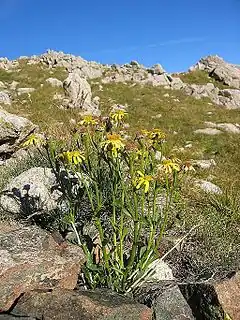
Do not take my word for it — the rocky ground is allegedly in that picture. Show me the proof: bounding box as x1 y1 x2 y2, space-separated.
0 51 240 319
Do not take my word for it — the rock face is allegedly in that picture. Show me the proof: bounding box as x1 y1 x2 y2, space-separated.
0 109 37 161
0 167 61 216
0 91 11 105
32 50 104 79
190 55 240 89
63 71 100 114
154 285 194 320
0 57 19 70
0 224 85 311
9 289 152 320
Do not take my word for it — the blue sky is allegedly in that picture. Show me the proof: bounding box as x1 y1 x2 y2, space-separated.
0 0 239 72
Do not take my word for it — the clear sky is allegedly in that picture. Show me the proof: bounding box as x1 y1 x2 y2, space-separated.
0 0 239 72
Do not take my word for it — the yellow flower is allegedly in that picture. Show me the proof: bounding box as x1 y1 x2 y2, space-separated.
79 115 97 126
101 134 125 157
135 171 154 193
22 134 44 147
149 129 166 141
110 110 128 124
158 158 180 174
134 149 149 161
58 150 85 165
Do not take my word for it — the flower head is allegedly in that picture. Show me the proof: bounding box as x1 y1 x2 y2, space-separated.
79 115 98 126
101 134 125 157
158 158 180 174
58 150 85 165
110 110 128 124
181 161 195 173
149 129 166 141
134 171 154 193
22 134 44 148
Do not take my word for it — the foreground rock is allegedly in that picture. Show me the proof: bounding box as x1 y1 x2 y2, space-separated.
0 167 61 216
0 224 85 311
0 109 37 161
180 272 240 320
194 179 222 195
10 289 152 320
154 285 194 320
63 71 100 114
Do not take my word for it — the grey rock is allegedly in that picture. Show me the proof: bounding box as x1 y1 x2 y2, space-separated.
0 167 61 215
151 63 166 75
193 159 216 169
0 109 37 159
154 285 194 320
17 88 35 95
0 91 11 105
63 71 100 115
204 121 240 133
194 180 222 194
218 89 240 109
9 81 19 91
194 128 222 135
0 57 19 70
45 77 63 87
0 81 7 89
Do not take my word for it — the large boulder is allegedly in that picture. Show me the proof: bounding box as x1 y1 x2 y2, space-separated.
63 71 100 115
190 55 240 89
0 167 60 216
0 223 85 311
10 289 152 320
217 89 240 109
0 109 37 160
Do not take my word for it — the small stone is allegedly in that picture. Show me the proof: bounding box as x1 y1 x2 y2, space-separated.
17 88 35 95
46 77 63 87
194 179 222 194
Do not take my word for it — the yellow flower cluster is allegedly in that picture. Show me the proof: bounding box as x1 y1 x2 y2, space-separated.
110 110 128 124
101 134 125 157
79 115 98 126
58 150 85 165
22 134 44 147
158 158 180 174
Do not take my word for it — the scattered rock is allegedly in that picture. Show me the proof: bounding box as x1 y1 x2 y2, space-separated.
17 88 35 95
204 121 240 133
194 179 222 194
11 289 152 320
0 167 61 216
193 159 216 169
218 89 240 109
194 128 222 135
0 91 11 105
0 224 85 311
0 109 37 160
45 77 63 87
0 82 6 89
9 81 19 91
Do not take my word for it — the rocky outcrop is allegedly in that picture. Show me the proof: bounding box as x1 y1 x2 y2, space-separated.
0 167 61 216
190 55 240 89
9 289 152 320
0 57 19 70
0 223 85 311
63 71 100 114
0 109 37 161
30 50 104 79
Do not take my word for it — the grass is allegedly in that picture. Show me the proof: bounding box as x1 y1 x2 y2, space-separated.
0 63 239 280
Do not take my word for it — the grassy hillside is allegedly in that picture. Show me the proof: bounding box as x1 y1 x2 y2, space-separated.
0 63 239 279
